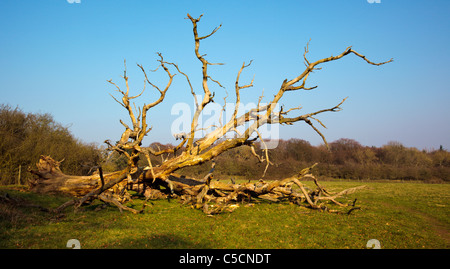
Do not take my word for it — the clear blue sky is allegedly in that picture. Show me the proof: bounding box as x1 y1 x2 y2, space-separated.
1 0 449 150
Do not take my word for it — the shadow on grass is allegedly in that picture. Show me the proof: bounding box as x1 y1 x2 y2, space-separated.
128 234 212 249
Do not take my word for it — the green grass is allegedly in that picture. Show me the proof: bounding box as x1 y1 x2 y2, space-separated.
1 181 449 249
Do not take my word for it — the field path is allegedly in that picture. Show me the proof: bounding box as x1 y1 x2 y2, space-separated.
380 201 449 247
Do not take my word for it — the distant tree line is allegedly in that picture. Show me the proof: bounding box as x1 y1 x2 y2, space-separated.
1 104 448 185
0 104 101 185
175 138 450 183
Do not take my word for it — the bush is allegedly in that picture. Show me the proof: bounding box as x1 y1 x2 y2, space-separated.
0 104 101 185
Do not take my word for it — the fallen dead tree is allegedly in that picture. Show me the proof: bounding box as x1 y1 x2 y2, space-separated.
28 13 390 215
29 156 364 215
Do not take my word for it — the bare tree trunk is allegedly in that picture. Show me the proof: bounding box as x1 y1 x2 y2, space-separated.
28 156 127 197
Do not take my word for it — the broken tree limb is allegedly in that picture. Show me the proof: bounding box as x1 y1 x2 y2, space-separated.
74 169 128 210
98 193 146 214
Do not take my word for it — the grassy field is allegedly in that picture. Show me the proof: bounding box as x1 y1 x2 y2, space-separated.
0 180 448 249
